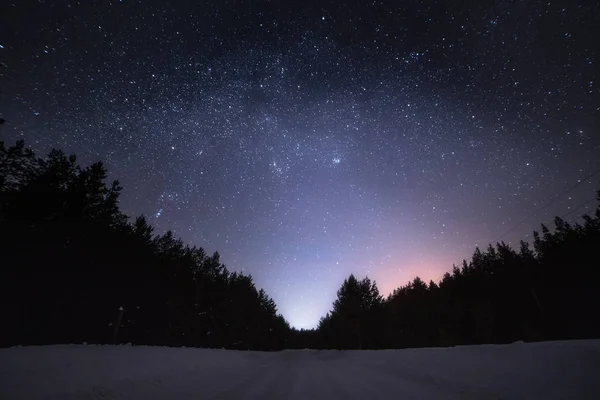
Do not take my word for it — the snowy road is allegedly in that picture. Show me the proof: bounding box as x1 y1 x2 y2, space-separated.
2 340 600 399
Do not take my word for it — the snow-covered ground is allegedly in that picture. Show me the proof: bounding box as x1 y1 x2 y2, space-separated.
1 340 599 399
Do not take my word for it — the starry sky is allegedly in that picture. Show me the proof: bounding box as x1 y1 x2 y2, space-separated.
1 0 599 328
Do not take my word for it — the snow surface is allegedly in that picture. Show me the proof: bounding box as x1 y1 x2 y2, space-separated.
1 340 600 399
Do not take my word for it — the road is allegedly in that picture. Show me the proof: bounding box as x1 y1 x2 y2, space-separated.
1 340 600 399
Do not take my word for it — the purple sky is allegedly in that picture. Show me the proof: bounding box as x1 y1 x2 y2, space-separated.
1 0 599 328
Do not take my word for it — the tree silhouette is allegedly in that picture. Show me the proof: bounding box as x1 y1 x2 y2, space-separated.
0 140 290 350
3 139 600 350
318 274 382 349
308 190 600 349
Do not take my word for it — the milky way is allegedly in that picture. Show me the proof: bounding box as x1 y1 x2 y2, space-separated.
1 0 599 328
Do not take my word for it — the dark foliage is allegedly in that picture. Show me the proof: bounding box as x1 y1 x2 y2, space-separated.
0 140 289 350
2 140 599 350
317 275 383 349
305 191 600 349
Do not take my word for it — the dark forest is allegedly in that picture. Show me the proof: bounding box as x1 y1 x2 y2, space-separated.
1 139 599 350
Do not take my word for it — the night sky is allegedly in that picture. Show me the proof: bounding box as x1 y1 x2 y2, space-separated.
1 0 599 328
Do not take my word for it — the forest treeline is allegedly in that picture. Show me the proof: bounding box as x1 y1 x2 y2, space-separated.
298 194 600 349
0 140 289 349
1 139 599 350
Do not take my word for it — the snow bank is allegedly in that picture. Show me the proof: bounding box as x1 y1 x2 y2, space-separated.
1 340 599 399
